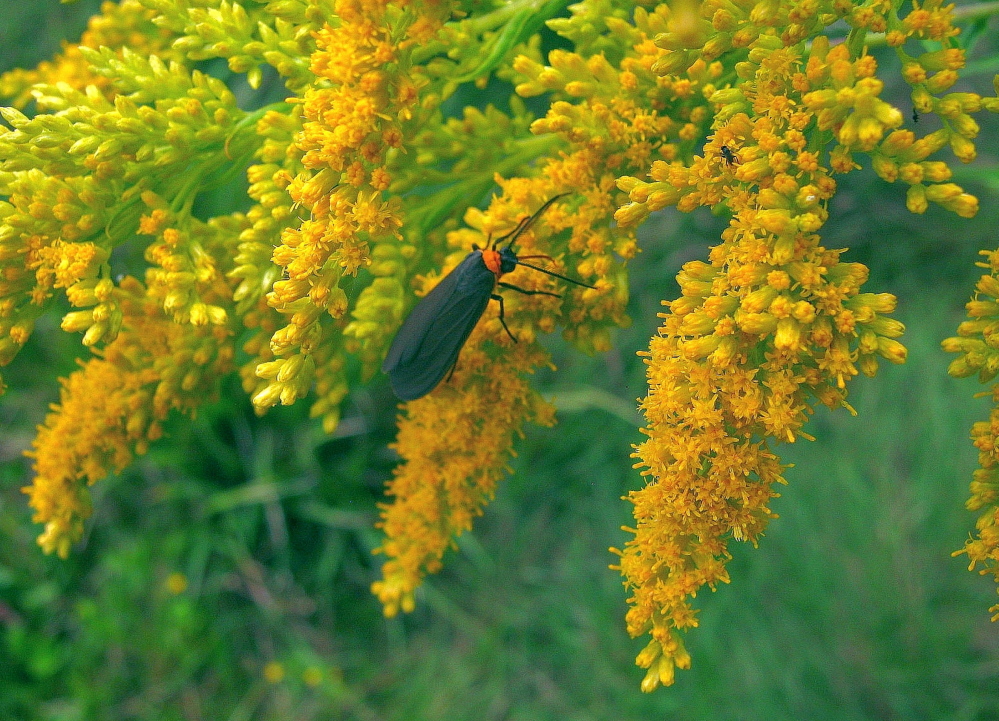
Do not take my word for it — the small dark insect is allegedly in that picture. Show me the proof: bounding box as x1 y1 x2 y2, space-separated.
912 107 920 123
719 144 740 167
382 194 595 401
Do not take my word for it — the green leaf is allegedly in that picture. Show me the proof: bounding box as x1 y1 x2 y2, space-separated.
958 16 990 55
453 0 570 84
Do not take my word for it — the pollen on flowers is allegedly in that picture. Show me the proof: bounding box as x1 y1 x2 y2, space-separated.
372 334 554 616
606 8 952 688
24 277 235 557
257 0 449 418
31 240 110 290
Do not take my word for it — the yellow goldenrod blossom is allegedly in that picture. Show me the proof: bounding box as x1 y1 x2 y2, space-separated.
604 0 990 686
147 0 321 92
25 276 235 557
142 199 230 328
255 0 450 419
944 249 999 620
373 331 555 616
231 108 308 416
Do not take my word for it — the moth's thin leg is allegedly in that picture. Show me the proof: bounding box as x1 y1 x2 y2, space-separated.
491 293 518 342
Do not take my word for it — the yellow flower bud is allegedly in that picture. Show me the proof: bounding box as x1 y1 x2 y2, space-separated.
774 317 802 350
252 382 284 411
640 661 663 693
669 295 702 315
906 184 927 214
876 337 908 364
565 81 595 97
943 192 979 219
797 213 824 232
514 81 545 98
907 128 949 160
919 161 950 182
851 293 897 314
82 322 108 346
61 309 94 333
858 353 879 377
898 162 923 184
0 106 31 128
736 311 777 334
681 334 722 359
918 49 964 72
948 134 976 163
756 189 787 209
940 337 970 354
652 50 694 76
871 154 898 182
792 301 816 324
924 183 963 203
255 359 283 379
770 234 795 265
207 306 228 325
741 286 778 314
858 329 879 354
795 185 821 208
708 87 744 106
881 129 914 155
837 114 860 148
647 188 680 211
276 353 305 383
926 70 957 94
944 356 974 378
680 312 717 335
885 30 906 47
910 87 933 114
616 176 643 193
680 260 718 282
950 108 979 137
614 202 650 228
867 316 905 338
904 61 930 84
736 157 772 182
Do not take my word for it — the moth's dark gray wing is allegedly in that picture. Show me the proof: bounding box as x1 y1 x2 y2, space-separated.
383 251 496 401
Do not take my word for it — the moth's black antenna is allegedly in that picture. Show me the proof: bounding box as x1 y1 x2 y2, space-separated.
515 259 595 289
494 193 571 249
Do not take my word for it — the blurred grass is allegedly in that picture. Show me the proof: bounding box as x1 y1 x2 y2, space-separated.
3 2 999 720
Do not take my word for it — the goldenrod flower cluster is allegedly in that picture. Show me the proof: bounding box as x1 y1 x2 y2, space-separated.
25 275 235 557
372 330 556 616
3 0 999 693
944 247 999 620
607 0 989 692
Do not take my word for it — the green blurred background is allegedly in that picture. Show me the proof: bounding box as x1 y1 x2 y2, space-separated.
3 2 999 719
